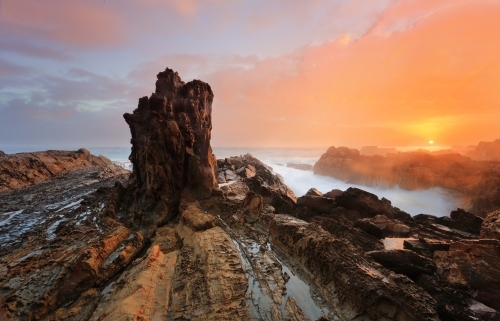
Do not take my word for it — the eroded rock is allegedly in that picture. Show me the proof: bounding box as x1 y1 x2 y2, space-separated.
121 68 217 231
481 209 500 239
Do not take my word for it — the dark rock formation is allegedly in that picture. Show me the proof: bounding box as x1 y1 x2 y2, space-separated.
403 238 450 257
367 249 437 279
323 188 343 199
286 163 313 171
449 208 484 234
121 68 217 230
297 194 335 214
0 150 5 157
335 187 412 221
434 239 500 310
355 214 411 238
481 209 500 239
0 149 120 192
417 274 500 321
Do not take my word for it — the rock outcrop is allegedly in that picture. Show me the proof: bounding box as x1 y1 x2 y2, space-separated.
314 146 500 216
0 149 121 192
465 139 500 161
434 239 500 311
481 209 500 239
120 68 217 231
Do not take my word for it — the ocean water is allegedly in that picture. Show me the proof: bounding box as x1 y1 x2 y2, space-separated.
2 146 459 216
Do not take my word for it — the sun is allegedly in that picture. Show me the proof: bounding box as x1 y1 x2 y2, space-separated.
429 140 434 145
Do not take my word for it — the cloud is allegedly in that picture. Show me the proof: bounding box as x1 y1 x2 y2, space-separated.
0 0 125 48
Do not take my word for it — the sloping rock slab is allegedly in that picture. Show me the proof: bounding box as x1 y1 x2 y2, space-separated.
269 214 440 321
366 249 436 279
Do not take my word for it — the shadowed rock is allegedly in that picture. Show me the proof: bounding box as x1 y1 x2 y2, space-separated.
121 68 217 231
367 249 437 279
481 209 500 239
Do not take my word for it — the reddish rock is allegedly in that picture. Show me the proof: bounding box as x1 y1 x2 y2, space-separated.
465 139 500 161
121 68 217 231
335 187 412 221
0 149 121 192
434 239 500 310
314 145 500 215
355 214 411 238
367 249 436 279
305 187 322 196
241 191 264 223
297 194 335 214
481 209 500 239
323 189 343 199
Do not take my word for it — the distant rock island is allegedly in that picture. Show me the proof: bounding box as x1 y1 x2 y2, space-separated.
314 146 500 216
1 68 499 321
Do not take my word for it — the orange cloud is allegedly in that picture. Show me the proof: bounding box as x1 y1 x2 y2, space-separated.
200 0 500 148
0 0 124 47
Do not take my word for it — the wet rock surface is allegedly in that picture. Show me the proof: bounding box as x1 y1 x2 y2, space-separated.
366 249 437 279
2 68 500 321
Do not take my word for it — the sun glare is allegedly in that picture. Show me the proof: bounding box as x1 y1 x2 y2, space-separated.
429 140 434 144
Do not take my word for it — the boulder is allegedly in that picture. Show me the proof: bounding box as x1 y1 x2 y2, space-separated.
305 188 322 196
0 150 6 157
481 209 500 239
367 249 437 279
241 191 264 223
355 215 411 238
225 169 239 181
297 195 335 214
335 187 412 221
448 208 483 235
181 203 216 231
323 189 343 199
236 164 256 179
216 171 226 184
221 181 250 200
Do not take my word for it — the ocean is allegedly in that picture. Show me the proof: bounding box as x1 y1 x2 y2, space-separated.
1 146 459 216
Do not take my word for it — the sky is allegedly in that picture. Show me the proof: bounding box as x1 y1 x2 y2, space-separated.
1 0 499 150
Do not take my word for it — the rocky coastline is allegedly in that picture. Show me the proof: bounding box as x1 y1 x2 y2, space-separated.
1 68 499 321
314 146 500 216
